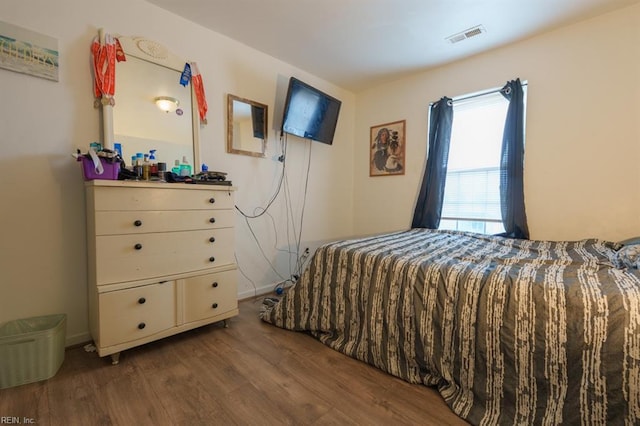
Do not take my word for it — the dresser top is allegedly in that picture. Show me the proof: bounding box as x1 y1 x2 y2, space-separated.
85 180 236 191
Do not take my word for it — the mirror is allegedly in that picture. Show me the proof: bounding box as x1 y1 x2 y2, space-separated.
103 35 200 172
226 94 267 158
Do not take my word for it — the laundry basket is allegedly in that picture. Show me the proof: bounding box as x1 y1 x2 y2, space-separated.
0 314 66 389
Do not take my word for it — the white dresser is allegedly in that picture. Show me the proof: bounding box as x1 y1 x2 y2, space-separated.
84 180 238 364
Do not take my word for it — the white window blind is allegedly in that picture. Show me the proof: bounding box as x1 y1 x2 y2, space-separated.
440 90 510 235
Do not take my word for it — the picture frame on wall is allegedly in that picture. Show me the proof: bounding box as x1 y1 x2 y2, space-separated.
369 120 406 176
0 21 59 82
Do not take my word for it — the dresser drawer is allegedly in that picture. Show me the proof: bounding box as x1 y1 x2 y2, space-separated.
183 270 237 323
92 186 234 211
99 281 175 347
94 209 234 235
95 228 235 285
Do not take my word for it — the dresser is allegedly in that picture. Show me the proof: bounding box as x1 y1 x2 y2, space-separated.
84 180 238 364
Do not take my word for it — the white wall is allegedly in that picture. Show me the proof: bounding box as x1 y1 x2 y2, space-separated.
2 0 638 348
0 0 355 345
354 4 640 242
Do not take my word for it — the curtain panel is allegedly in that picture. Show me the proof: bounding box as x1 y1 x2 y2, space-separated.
411 97 453 229
498 79 529 239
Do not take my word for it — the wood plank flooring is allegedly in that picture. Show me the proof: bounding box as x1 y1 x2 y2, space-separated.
0 298 468 425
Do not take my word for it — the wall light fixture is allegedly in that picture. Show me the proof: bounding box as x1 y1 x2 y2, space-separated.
154 96 180 113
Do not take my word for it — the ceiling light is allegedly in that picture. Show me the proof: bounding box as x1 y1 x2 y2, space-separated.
446 25 486 44
154 96 180 113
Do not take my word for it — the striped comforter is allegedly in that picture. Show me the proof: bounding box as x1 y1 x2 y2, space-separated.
261 229 640 425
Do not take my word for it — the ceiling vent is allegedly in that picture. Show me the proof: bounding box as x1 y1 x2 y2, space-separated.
446 25 486 44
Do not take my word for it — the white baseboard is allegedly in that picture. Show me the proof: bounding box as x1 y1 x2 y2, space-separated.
66 332 92 348
238 283 278 301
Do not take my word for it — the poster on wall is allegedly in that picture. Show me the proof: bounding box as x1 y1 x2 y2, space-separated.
0 21 59 82
370 120 406 176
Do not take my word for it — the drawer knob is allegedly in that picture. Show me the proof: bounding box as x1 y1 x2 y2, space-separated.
138 297 146 304
134 220 142 227
209 237 216 243
134 243 143 250
209 256 215 263
212 303 218 309
212 282 218 288
209 217 216 223
138 322 146 330
209 197 216 204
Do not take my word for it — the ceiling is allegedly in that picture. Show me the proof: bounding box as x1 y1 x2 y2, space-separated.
145 0 639 92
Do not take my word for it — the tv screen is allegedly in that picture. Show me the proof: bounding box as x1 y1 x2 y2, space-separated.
281 77 342 145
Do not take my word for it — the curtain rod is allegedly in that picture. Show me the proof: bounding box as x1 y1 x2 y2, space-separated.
429 81 528 106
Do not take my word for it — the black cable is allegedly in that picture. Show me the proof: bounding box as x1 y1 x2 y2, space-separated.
234 252 257 299
281 139 312 280
294 141 313 277
242 213 287 281
234 134 288 219
233 132 314 292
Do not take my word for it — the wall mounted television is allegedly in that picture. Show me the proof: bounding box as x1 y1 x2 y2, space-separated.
281 77 342 145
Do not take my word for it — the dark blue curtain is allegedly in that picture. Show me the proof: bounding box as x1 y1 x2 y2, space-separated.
498 79 529 239
411 97 453 229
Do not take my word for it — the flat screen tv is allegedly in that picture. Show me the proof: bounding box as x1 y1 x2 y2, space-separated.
281 77 342 145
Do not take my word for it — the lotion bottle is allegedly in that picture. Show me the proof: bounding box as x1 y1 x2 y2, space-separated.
179 156 192 177
172 159 181 175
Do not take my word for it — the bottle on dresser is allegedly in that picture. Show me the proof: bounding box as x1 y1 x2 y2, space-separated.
134 153 144 179
179 156 192 177
142 154 150 180
149 149 158 176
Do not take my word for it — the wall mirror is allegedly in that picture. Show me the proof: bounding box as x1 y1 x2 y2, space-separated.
226 94 267 158
102 34 200 171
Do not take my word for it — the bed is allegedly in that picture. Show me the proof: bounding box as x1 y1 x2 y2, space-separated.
260 229 640 425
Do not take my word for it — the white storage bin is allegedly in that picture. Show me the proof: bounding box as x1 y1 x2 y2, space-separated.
0 314 66 389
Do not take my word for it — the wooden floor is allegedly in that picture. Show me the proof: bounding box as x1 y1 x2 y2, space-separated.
0 298 468 425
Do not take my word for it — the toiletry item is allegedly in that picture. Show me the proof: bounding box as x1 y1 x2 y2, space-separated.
179 156 192 177
142 154 150 180
114 143 122 158
157 162 167 182
134 153 144 178
149 149 158 175
172 159 181 174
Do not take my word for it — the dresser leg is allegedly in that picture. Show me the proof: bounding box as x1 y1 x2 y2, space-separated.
110 352 121 365
223 319 229 328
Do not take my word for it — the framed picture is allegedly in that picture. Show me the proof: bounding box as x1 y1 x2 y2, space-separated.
0 21 59 81
370 120 405 176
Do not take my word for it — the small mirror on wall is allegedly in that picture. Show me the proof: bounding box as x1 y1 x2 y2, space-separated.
226 94 267 158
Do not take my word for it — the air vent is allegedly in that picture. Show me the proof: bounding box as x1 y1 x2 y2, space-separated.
446 25 486 44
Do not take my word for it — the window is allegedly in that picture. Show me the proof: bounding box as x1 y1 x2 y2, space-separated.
439 87 526 234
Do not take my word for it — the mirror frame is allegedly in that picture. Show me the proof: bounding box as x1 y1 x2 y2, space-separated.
99 33 201 172
226 94 268 158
